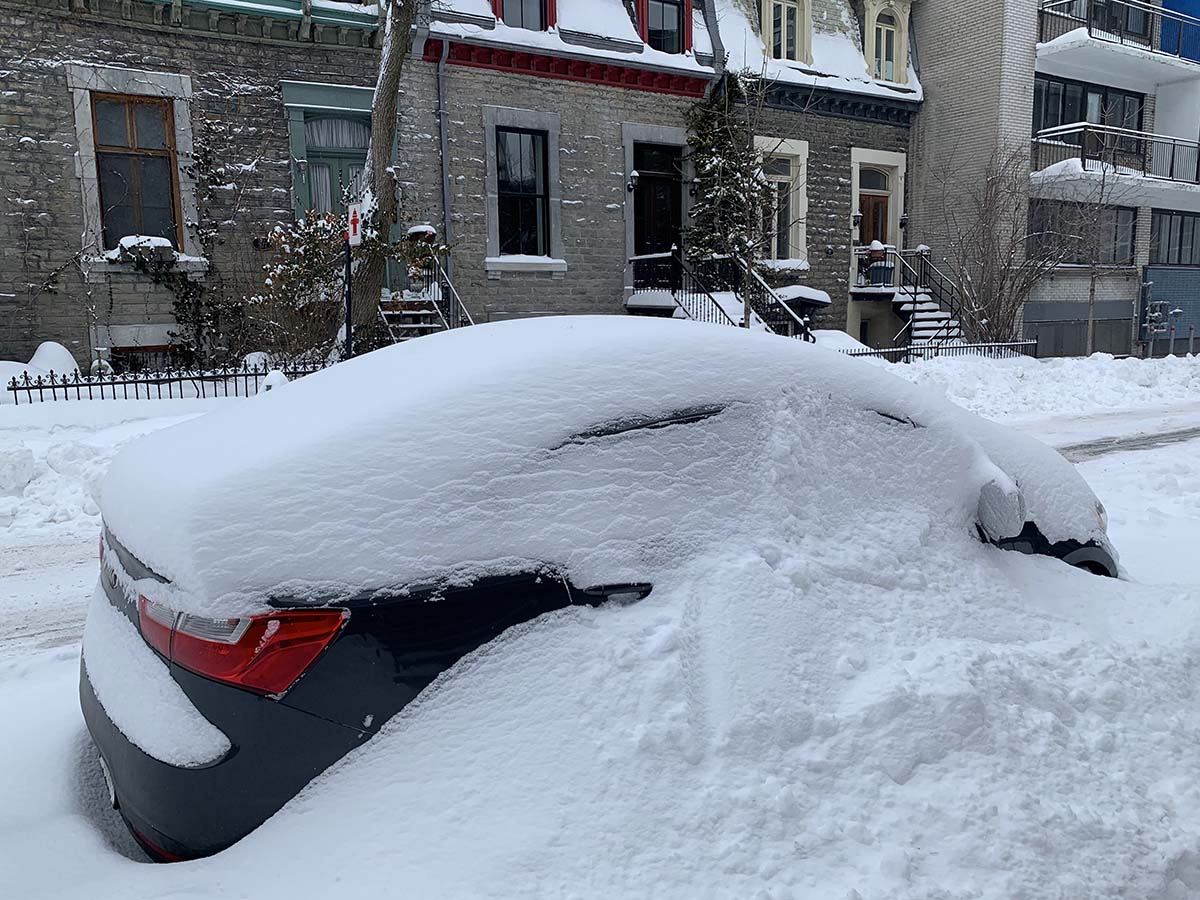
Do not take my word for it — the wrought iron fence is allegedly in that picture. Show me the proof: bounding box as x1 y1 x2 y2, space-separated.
842 340 1039 363
5 359 331 405
1032 123 1200 184
1039 0 1200 62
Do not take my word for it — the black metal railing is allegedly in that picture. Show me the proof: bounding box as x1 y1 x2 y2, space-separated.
409 259 475 330
1032 123 1200 185
693 255 816 341
5 359 330 405
842 340 1039 363
1039 0 1200 62
629 251 738 326
852 246 981 344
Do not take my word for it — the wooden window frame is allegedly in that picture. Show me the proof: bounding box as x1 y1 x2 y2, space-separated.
873 13 898 81
492 0 557 29
636 0 693 54
763 0 811 63
91 92 183 250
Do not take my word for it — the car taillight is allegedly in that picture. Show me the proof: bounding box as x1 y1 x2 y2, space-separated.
135 597 347 697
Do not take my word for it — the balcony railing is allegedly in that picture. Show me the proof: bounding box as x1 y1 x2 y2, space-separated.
1039 0 1200 62
1032 122 1200 185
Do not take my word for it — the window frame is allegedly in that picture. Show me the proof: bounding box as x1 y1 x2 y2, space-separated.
483 106 565 273
1032 73 1145 137
1029 200 1138 267
637 0 693 54
496 0 552 31
874 12 898 81
762 0 811 63
754 136 809 265
1151 209 1200 266
495 126 551 258
302 113 371 216
90 92 184 252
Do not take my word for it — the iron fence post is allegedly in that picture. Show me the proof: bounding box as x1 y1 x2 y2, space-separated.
1190 324 1195 355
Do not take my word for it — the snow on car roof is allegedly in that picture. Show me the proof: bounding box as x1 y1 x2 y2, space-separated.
100 316 1098 617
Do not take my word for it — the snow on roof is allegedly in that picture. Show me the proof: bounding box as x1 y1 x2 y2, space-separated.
775 284 832 307
101 316 1106 619
713 0 923 101
556 0 640 42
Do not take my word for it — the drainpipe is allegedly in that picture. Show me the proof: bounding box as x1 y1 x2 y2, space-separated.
436 38 454 281
701 0 725 97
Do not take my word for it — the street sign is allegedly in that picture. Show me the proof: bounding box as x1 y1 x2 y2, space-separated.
347 203 363 247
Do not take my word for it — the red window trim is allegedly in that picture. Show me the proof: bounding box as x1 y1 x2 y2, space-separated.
635 0 693 54
492 0 558 29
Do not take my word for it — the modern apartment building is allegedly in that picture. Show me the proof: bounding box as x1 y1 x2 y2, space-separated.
911 0 1200 356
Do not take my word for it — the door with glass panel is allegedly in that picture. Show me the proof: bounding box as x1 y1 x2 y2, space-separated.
305 116 369 216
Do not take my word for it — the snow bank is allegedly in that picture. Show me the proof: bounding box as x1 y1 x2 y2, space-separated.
891 352 1200 423
0 400 224 537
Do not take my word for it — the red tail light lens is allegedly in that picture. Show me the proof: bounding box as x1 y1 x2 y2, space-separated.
137 595 176 658
135 597 347 697
172 610 348 696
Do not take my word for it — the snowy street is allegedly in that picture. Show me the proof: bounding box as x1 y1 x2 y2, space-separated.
1 349 1199 898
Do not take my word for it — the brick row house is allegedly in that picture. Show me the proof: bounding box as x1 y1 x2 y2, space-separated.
0 0 933 369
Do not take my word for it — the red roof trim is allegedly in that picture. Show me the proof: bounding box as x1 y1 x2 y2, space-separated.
422 39 709 97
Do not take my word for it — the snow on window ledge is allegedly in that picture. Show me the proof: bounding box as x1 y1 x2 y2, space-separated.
485 255 568 274
759 258 811 272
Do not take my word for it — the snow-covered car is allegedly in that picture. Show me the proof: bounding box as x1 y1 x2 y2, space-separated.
80 316 1117 861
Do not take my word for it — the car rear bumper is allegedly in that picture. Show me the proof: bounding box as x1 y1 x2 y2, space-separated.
80 655 368 860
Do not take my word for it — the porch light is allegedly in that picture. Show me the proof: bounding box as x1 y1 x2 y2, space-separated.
626 170 640 192
852 209 863 228
899 213 909 230
689 176 700 197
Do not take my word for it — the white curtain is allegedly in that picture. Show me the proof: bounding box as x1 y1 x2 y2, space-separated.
304 117 369 151
309 163 333 214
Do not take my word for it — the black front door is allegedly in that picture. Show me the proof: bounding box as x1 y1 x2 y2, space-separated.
633 143 683 256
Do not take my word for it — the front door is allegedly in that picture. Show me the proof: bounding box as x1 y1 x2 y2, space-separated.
859 194 889 245
633 143 683 256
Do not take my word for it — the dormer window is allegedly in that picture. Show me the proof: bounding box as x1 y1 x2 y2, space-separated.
648 0 684 52
763 0 811 63
873 12 897 81
496 0 555 31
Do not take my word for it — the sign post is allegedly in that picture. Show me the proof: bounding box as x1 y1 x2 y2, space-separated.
344 203 363 359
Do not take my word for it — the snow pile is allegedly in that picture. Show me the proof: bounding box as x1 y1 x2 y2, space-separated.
556 0 640 41
0 401 223 536
890 352 1200 423
1 341 80 403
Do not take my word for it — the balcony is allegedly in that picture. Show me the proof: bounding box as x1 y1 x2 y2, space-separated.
1038 0 1200 88
1031 123 1200 209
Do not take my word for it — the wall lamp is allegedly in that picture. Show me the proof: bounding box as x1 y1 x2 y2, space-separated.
899 213 909 230
626 169 640 192
852 210 863 228
689 176 701 197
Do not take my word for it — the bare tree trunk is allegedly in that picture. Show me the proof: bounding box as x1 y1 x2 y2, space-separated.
354 0 419 328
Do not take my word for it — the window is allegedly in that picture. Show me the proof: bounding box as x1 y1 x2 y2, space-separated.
1032 75 1143 138
767 0 801 61
502 0 545 30
1029 201 1137 266
874 12 897 81
304 116 370 215
755 137 808 263
762 157 794 258
92 94 179 250
496 127 550 256
1151 210 1200 265
647 0 684 53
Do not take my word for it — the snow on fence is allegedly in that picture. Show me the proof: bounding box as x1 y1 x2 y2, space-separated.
4 360 331 405
841 340 1039 363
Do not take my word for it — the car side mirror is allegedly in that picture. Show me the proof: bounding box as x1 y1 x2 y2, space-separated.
977 478 1027 543
577 583 653 607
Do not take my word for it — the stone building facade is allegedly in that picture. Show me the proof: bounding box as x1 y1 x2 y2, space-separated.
0 0 928 368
